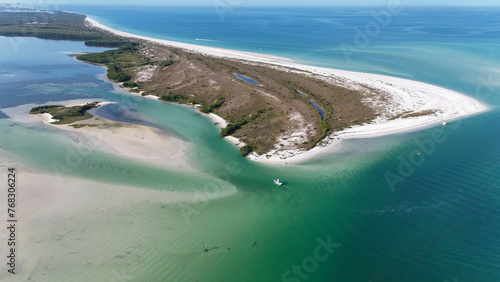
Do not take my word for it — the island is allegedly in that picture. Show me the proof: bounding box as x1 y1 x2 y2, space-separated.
1 10 487 163
29 102 101 124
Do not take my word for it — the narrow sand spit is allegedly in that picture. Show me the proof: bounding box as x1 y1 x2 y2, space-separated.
3 101 191 170
85 17 488 164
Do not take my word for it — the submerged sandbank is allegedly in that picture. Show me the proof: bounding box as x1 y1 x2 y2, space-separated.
2 100 192 170
0 156 237 280
56 117 191 170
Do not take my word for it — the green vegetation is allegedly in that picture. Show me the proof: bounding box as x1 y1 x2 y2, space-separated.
159 93 199 104
160 94 189 102
220 122 245 137
288 84 335 149
84 40 128 47
200 97 225 114
70 124 99 128
29 105 60 114
77 43 146 68
239 145 253 156
0 12 127 48
388 109 437 120
30 102 100 124
220 112 261 137
107 65 131 82
122 81 140 88
77 43 149 82
157 60 175 67
308 119 330 150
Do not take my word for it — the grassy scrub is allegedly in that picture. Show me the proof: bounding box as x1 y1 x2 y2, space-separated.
30 102 100 124
77 43 149 83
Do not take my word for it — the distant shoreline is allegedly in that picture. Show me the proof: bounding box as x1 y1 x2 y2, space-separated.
85 16 488 165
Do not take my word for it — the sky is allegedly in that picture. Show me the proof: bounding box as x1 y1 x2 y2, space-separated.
2 0 500 6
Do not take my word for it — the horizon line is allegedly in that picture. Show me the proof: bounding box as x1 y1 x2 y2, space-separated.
62 4 500 7
6 2 500 8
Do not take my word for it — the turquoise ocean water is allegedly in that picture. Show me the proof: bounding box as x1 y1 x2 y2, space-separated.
1 6 499 281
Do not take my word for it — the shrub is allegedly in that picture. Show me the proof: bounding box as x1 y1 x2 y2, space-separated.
160 94 187 102
240 146 253 156
107 65 131 82
220 123 241 137
123 81 139 88
200 97 225 114
157 60 174 67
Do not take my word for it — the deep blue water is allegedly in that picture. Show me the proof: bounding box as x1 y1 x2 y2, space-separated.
1 5 499 282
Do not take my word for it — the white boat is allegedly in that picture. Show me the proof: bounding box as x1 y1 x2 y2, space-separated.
274 179 283 186
442 120 448 126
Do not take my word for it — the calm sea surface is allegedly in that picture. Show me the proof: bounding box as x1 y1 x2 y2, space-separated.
1 6 499 281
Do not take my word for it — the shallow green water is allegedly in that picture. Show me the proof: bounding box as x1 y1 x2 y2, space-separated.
1 10 500 279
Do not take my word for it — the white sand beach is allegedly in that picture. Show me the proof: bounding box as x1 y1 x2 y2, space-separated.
53 118 192 170
203 112 246 148
85 17 488 164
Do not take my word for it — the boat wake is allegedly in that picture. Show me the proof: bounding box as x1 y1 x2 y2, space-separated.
195 38 224 43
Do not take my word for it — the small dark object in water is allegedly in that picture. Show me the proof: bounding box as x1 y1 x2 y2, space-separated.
227 248 231 251
252 241 257 247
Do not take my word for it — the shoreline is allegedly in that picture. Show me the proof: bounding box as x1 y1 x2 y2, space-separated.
2 100 193 170
85 17 293 64
101 72 246 148
85 17 488 165
203 111 246 148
